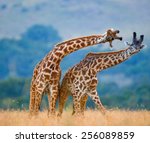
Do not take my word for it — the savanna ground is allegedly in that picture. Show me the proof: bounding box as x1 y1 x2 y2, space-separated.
0 109 150 126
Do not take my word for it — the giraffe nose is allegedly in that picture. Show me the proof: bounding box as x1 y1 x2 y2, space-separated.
119 37 123 41
115 30 120 33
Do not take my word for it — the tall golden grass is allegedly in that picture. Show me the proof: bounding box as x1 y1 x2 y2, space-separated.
0 109 150 126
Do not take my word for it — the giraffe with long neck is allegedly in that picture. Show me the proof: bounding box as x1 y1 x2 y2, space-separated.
58 32 144 116
29 29 122 116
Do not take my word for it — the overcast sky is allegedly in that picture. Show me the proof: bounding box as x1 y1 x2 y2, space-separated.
0 0 149 87
0 0 150 45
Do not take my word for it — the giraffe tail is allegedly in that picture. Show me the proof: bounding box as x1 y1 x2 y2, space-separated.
57 77 69 117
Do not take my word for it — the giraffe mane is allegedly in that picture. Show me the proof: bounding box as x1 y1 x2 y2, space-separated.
85 48 127 58
55 35 100 47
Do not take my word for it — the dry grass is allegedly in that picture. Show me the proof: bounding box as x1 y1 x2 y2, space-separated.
0 109 150 126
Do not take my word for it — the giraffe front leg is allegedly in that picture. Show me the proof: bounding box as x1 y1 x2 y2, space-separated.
33 81 47 116
34 90 43 116
88 90 106 114
72 94 88 115
72 94 82 116
48 84 58 116
29 83 44 116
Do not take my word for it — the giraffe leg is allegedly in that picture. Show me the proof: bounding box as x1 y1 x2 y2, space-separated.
29 83 36 116
57 89 69 117
80 95 88 115
88 90 106 114
30 80 46 116
34 90 43 115
72 94 88 115
72 103 75 115
47 90 51 116
48 84 59 116
29 66 41 116
72 94 81 116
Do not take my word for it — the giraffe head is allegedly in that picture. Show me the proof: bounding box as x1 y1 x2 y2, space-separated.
105 28 123 48
126 32 144 54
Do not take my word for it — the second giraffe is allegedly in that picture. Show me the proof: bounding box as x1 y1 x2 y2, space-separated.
58 32 144 116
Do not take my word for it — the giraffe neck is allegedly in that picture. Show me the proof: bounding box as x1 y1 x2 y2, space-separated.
49 34 107 63
86 46 139 73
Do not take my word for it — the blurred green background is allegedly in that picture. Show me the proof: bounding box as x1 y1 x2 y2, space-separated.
0 0 150 110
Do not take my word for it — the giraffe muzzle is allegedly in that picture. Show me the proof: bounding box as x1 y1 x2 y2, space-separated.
115 37 123 41
119 37 123 41
115 30 120 33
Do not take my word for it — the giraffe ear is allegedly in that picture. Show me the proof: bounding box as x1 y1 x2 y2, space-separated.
133 32 137 43
139 35 144 43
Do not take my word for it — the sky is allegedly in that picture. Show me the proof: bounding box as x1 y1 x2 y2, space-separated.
0 0 149 87
0 0 150 47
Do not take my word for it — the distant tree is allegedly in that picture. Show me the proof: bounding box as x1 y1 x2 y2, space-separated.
0 78 30 98
21 24 61 43
0 24 62 78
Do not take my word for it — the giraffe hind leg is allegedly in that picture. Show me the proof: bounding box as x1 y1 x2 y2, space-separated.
29 83 45 116
57 88 69 117
29 83 36 116
80 95 88 115
72 94 82 116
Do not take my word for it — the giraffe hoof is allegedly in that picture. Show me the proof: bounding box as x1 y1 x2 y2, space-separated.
101 108 107 115
48 111 56 118
57 113 62 118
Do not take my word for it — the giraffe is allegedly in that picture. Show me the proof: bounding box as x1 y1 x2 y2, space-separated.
58 32 144 116
29 28 122 116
